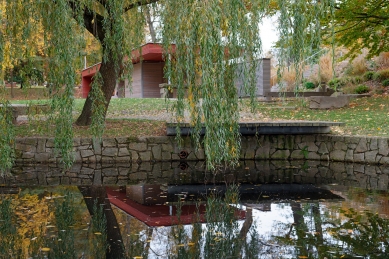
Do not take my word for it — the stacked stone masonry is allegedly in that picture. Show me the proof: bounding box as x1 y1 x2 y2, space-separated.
6 160 389 191
14 135 389 165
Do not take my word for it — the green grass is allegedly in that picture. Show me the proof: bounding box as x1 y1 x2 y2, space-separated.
14 119 166 138
75 98 175 118
8 95 389 138
251 96 389 137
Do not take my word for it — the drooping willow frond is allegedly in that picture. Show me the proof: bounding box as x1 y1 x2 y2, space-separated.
162 0 267 169
0 0 336 172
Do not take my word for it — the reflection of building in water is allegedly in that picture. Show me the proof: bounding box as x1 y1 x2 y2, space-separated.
126 184 167 205
106 186 246 227
0 187 20 194
107 183 343 227
245 203 271 212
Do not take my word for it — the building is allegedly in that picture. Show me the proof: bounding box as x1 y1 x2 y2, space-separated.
81 43 270 99
81 43 168 98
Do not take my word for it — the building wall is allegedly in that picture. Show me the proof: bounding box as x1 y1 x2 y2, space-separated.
142 62 165 98
126 63 143 98
235 58 271 97
262 59 271 96
81 76 92 98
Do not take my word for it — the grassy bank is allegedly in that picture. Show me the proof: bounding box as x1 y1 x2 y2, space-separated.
253 96 389 137
6 90 389 138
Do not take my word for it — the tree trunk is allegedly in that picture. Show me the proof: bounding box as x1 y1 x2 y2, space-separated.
79 186 126 259
75 57 119 126
10 69 14 98
145 5 157 42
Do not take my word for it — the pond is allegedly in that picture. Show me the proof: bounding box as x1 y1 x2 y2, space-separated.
1 160 389 258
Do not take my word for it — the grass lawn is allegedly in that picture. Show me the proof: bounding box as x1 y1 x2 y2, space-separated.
14 119 167 138
5 87 389 138
251 96 389 137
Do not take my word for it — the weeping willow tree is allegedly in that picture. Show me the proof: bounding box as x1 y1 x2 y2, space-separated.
275 0 335 90
0 0 336 173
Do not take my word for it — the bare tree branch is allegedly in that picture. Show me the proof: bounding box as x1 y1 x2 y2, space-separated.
67 1 105 42
123 0 160 13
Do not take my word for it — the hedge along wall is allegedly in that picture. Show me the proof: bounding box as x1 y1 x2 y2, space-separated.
13 135 389 165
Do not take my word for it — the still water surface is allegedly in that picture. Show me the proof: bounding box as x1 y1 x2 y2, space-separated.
1 161 389 258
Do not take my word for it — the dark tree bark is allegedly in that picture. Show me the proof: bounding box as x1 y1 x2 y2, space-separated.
75 56 119 126
239 207 253 239
78 186 125 259
68 0 160 126
10 69 14 98
290 202 309 256
312 203 323 242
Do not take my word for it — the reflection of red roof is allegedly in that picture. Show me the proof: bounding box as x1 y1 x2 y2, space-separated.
82 43 175 78
106 187 245 227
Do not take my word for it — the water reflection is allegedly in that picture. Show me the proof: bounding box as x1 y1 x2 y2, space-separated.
1 161 389 258
4 160 389 191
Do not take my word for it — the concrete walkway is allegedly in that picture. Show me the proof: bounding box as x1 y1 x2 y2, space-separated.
166 121 345 135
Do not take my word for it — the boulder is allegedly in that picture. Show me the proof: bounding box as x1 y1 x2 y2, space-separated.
309 96 350 109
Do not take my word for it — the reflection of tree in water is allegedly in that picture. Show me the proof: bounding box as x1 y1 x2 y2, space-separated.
79 186 124 259
0 187 100 258
113 185 267 258
112 205 155 259
160 185 264 259
328 208 389 257
272 201 389 258
3 185 389 258
273 202 344 258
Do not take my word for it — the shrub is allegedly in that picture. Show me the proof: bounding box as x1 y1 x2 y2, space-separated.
354 85 370 94
318 53 333 83
373 87 385 95
363 71 375 81
278 67 297 91
352 76 363 84
375 52 389 69
343 51 368 76
328 77 348 89
328 78 341 89
383 79 389 87
373 69 389 82
304 81 316 89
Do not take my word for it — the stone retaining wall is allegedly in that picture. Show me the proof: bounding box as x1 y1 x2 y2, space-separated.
14 135 389 165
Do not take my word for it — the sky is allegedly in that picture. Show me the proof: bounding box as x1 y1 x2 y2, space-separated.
259 16 279 53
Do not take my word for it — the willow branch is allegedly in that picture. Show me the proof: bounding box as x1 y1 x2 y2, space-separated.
334 20 364 34
354 12 388 21
123 0 160 13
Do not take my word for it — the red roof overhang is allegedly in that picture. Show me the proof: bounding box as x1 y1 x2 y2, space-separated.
81 43 176 77
131 43 175 64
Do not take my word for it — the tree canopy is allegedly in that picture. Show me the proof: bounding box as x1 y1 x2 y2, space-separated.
3 0 372 173
330 0 389 59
